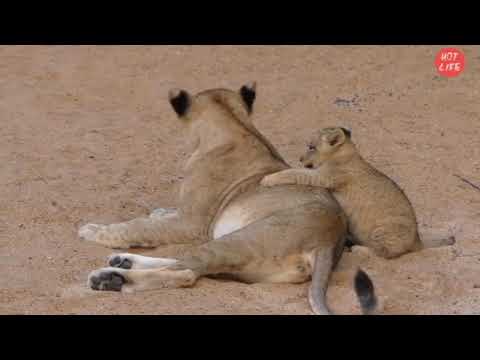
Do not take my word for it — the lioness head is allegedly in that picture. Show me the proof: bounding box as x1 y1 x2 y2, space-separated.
299 127 352 168
166 82 288 167
168 82 257 121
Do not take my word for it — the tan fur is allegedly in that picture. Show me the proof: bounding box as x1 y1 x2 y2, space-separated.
80 85 348 314
261 126 422 259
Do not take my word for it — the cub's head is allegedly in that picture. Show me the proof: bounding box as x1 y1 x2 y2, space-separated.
299 127 352 169
167 82 257 122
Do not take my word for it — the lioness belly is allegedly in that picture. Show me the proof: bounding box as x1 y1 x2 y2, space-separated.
231 252 315 284
213 202 253 240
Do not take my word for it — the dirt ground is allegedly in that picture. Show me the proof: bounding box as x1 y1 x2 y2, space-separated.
1 45 479 315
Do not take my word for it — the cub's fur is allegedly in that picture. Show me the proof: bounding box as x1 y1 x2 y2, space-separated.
261 126 422 259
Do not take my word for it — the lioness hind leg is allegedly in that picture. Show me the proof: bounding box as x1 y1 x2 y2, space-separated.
87 266 197 293
88 204 345 293
88 213 285 292
88 238 254 292
107 253 179 269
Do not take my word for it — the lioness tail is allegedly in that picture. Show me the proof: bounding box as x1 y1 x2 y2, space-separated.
354 268 378 315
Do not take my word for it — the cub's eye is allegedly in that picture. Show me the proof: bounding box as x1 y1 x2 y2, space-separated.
307 144 316 151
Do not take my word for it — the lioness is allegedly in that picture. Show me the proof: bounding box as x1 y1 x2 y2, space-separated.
79 84 375 315
261 126 422 259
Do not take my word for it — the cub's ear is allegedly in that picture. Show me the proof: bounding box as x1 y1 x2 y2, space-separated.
326 128 347 147
168 88 191 117
239 81 257 114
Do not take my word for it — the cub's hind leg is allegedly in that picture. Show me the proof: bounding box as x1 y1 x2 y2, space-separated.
367 225 419 259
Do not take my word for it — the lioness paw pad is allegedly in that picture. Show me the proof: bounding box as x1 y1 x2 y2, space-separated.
88 268 126 291
108 255 133 269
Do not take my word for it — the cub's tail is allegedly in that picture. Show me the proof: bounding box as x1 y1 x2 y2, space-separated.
354 268 378 315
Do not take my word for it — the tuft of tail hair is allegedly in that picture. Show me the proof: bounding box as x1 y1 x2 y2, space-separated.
354 268 378 315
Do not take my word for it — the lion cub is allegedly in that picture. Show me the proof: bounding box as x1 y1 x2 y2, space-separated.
261 127 422 259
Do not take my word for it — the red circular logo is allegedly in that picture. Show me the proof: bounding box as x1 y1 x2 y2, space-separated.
435 47 465 77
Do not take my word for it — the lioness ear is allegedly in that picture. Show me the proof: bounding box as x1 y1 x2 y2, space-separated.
169 88 191 117
239 81 256 114
327 129 347 147
340 127 352 139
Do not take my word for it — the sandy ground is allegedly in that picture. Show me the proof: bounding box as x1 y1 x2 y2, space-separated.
1 45 479 315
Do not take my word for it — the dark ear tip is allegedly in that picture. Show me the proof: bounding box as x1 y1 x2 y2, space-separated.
168 88 183 100
340 127 352 138
240 82 257 114
240 85 256 96
168 89 190 117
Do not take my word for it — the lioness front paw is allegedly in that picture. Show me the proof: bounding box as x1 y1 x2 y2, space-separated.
78 223 106 242
88 268 126 291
